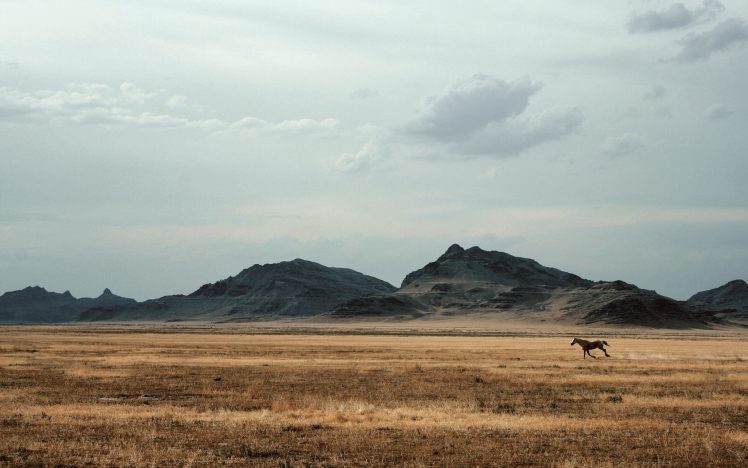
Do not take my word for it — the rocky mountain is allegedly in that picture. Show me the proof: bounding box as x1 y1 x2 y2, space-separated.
553 281 711 328
0 287 135 323
329 245 719 328
79 259 396 321
687 279 748 321
401 244 591 290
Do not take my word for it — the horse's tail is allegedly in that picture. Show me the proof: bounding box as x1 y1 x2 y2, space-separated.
603 340 610 346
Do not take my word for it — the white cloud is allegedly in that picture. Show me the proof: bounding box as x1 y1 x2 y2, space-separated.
0 83 339 136
274 117 339 132
36 83 116 109
628 1 724 33
229 116 339 135
119 83 159 103
601 133 645 157
335 139 389 173
0 84 193 128
230 116 268 130
675 18 748 61
165 95 188 108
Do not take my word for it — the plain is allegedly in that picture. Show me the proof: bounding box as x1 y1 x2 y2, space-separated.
0 325 746 466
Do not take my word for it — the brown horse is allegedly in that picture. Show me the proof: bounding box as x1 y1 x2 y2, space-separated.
570 337 610 359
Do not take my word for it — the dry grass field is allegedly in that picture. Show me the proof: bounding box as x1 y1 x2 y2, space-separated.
0 326 746 467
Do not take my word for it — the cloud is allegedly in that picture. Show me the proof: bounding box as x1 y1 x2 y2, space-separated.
406 74 542 141
0 84 192 128
274 118 339 132
402 74 582 159
643 85 666 101
337 74 584 172
601 133 645 157
119 83 159 103
334 139 389 173
628 1 724 33
166 95 188 108
675 18 748 61
0 88 35 119
458 106 584 157
229 116 339 135
36 83 116 109
704 103 732 120
0 83 339 136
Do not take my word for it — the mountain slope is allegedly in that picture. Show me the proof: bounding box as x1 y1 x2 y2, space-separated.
79 259 396 321
687 279 748 321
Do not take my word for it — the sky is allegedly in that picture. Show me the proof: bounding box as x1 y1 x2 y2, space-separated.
1 0 747 301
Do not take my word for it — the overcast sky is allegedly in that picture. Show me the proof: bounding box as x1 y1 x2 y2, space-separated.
1 0 747 300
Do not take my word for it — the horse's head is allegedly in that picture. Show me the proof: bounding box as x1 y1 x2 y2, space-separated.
570 338 577 346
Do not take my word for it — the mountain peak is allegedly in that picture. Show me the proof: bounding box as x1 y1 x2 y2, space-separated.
402 245 590 289
185 258 396 316
100 288 113 297
445 244 465 255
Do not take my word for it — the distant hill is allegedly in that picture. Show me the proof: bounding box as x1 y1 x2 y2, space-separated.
79 259 396 322
687 279 748 321
329 244 719 328
0 287 135 323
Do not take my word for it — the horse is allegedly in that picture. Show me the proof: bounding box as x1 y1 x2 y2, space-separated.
570 337 610 359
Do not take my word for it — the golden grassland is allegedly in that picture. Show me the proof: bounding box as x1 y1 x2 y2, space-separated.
0 326 746 466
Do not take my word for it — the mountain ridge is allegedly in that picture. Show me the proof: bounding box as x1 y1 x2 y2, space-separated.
0 287 136 323
3 246 745 328
78 258 396 322
329 244 732 328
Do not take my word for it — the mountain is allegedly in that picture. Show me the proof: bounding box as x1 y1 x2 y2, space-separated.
329 245 717 328
401 244 591 290
79 259 396 321
553 281 711 328
687 280 748 321
0 287 135 323
4 248 739 328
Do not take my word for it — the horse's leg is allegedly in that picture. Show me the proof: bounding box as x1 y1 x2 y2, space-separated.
602 347 610 357
586 348 597 359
